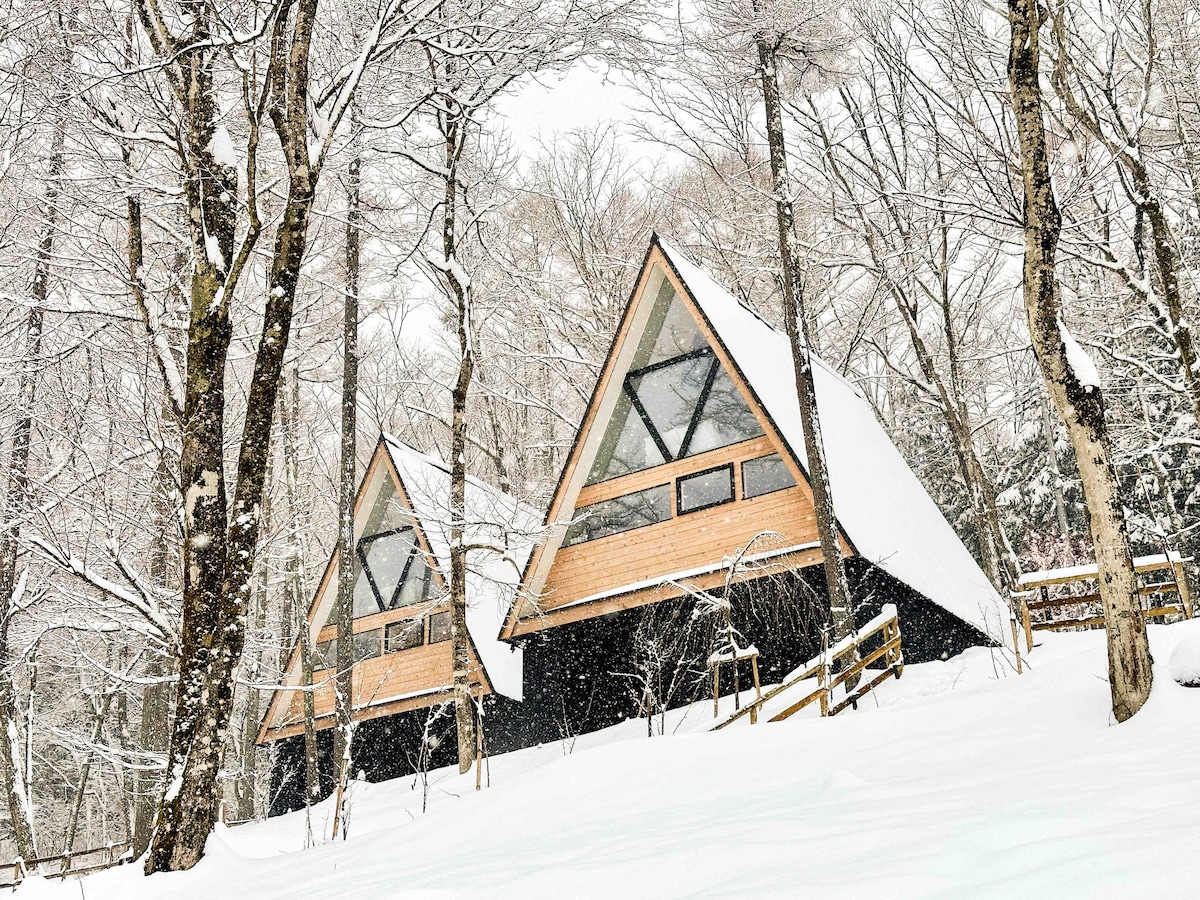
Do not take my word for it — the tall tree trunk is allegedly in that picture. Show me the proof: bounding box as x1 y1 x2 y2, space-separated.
754 32 856 645
437 115 478 774
279 370 320 815
0 114 65 863
235 473 271 824
143 0 322 872
63 692 114 852
1007 0 1153 721
331 106 362 837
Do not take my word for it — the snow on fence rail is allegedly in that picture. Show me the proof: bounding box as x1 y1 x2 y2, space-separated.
1011 554 1193 651
711 604 903 731
0 841 133 888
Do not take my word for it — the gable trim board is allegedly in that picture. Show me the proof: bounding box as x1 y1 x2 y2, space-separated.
507 236 1011 647
258 436 536 744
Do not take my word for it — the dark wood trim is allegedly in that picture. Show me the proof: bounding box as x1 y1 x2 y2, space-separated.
676 462 735 515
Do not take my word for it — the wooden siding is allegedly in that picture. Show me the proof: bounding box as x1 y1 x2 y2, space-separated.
511 438 854 635
546 484 818 604
516 543 828 634
262 641 485 742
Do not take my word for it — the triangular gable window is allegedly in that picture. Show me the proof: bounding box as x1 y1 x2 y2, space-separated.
329 475 435 622
586 279 763 484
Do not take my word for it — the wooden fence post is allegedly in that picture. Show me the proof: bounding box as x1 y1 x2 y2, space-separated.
1174 562 1194 619
818 634 830 717
1010 616 1023 674
1021 595 1034 651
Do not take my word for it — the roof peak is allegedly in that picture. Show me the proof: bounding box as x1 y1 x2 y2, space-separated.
653 237 865 401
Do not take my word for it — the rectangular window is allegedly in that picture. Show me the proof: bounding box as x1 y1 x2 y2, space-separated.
427 610 452 644
563 484 672 546
313 640 336 671
742 454 797 499
385 619 424 653
677 464 734 514
352 629 382 662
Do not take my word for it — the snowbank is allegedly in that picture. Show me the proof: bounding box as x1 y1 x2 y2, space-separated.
1169 634 1200 686
19 620 1200 899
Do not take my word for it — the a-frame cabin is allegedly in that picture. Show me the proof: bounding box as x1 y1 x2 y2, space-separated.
262 238 1014 814
503 237 1010 737
261 435 536 813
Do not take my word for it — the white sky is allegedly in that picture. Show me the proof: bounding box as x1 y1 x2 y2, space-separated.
493 61 644 151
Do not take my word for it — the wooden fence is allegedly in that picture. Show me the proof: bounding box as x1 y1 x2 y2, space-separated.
1012 553 1193 650
0 841 133 888
712 604 903 731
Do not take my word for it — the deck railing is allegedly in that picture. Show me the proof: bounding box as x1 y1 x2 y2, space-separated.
712 604 903 731
1011 554 1193 650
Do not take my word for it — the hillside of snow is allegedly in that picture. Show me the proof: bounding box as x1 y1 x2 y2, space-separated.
20 620 1200 899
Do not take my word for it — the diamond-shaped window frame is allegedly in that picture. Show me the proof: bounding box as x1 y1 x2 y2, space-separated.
355 526 420 614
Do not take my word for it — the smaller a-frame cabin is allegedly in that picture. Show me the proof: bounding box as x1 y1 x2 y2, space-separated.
504 237 1011 738
261 436 536 813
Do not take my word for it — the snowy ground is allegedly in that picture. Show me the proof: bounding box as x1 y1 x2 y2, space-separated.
20 620 1200 899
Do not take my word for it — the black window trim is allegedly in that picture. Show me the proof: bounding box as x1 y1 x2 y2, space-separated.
622 350 723 465
564 482 672 547
427 609 452 644
676 462 736 516
356 525 419 614
384 617 424 653
741 454 797 501
351 627 384 662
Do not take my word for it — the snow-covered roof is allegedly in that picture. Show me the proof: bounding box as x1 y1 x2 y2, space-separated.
658 239 1011 644
382 436 540 699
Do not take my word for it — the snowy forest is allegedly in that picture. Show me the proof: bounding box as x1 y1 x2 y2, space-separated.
0 0 1197 885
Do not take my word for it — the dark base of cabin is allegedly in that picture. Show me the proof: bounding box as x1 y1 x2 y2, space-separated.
267 560 991 817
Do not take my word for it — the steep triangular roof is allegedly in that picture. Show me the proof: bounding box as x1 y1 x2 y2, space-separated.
380 435 539 699
259 436 537 742
509 237 1009 644
657 240 1008 642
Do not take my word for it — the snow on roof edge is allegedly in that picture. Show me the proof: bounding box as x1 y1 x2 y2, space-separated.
380 435 537 700
656 238 1011 645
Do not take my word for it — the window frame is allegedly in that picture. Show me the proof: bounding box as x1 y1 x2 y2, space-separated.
741 453 797 500
351 628 383 663
313 639 337 671
384 618 424 653
563 482 672 547
675 462 735 516
427 609 452 644
355 525 421 615
621 347 718 464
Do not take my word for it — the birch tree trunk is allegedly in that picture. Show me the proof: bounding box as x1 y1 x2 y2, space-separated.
439 114 479 774
330 109 363 840
0 115 65 863
1007 0 1153 721
754 32 856 644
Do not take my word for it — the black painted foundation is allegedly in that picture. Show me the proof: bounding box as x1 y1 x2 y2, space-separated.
267 561 992 816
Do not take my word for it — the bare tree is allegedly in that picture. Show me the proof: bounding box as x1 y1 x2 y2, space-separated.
1006 0 1152 721
750 2 856 645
